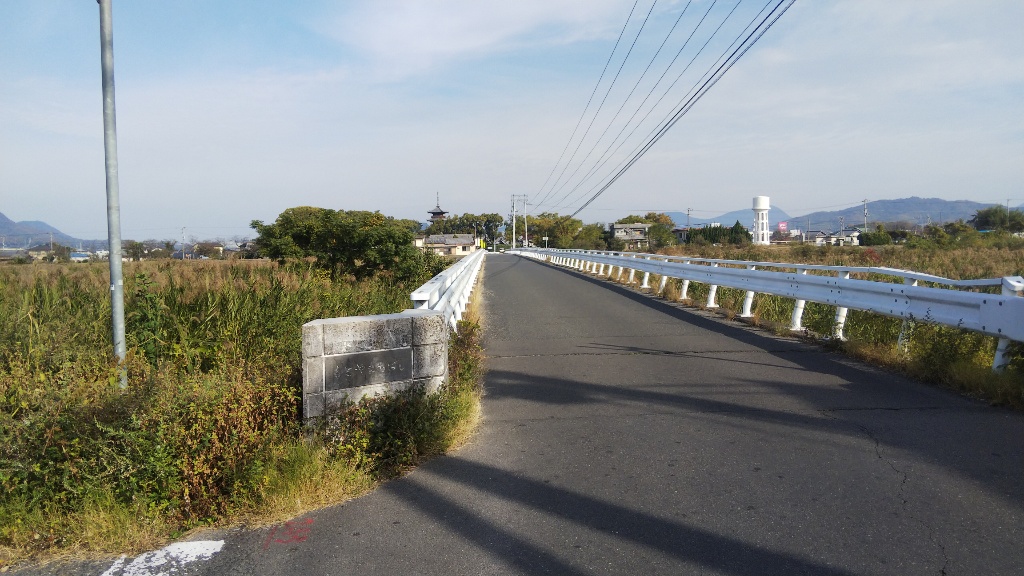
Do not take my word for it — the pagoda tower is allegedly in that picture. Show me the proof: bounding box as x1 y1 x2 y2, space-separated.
428 193 448 223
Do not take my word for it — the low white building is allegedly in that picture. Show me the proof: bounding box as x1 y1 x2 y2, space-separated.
415 234 480 256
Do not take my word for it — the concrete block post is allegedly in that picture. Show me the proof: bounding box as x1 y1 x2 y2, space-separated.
790 270 809 331
301 309 448 421
741 265 757 318
706 263 719 308
833 270 850 340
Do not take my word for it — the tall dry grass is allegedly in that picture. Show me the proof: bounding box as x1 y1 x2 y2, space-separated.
0 257 484 565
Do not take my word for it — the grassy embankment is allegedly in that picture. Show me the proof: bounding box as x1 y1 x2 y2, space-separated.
0 259 484 566
621 243 1024 407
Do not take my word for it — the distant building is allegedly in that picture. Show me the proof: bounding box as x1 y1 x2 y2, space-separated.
414 234 479 256
611 223 651 250
805 229 860 246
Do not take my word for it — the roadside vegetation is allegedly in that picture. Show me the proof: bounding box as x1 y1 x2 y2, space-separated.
0 208 486 567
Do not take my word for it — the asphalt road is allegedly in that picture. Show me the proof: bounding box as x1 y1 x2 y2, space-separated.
23 253 1024 575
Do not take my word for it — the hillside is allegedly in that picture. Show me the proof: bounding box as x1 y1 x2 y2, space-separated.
667 197 999 233
665 207 792 229
0 212 81 248
791 197 997 232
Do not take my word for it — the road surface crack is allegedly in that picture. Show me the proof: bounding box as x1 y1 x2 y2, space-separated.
822 411 950 575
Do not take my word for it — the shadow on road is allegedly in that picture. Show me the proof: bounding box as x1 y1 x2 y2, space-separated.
387 456 860 576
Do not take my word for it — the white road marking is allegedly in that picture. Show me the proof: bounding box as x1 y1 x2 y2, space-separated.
98 540 224 576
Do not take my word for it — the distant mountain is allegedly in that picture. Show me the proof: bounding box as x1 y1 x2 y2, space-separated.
790 197 996 232
665 197 998 233
0 212 81 248
665 207 792 229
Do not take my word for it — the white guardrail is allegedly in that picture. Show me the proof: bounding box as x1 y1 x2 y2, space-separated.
411 249 485 330
512 248 1024 372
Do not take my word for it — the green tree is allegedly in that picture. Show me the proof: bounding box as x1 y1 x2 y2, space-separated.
859 224 892 246
685 221 751 246
572 223 607 249
970 206 1024 232
124 240 146 261
250 206 327 261
252 207 436 280
728 221 752 246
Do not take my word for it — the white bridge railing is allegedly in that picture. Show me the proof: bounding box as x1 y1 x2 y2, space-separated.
512 248 1024 372
411 249 485 330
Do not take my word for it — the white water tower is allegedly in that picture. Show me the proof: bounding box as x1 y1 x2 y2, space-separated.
753 196 770 245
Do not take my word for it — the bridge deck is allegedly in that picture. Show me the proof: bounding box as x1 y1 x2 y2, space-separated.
60 253 1024 576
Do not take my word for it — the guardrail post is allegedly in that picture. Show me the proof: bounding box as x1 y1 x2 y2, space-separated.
741 265 756 318
833 270 851 340
789 269 808 331
617 266 624 281
679 279 690 300
658 275 668 295
627 258 636 284
706 263 719 308
992 278 1021 372
897 278 919 353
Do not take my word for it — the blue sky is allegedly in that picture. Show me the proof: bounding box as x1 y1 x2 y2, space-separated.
2 0 1022 241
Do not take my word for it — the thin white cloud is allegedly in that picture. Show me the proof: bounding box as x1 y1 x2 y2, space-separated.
314 0 630 79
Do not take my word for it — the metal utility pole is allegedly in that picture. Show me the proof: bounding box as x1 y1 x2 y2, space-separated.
98 0 126 386
862 199 869 230
511 194 529 248
510 197 517 250
524 195 532 245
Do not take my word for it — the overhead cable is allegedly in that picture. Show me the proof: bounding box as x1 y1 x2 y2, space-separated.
532 0 640 206
570 0 797 217
534 0 658 210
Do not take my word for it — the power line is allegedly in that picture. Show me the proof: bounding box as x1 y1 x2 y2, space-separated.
570 0 797 217
535 0 695 211
539 0 728 211
533 0 641 205
558 0 775 212
545 0 742 212
537 0 659 209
